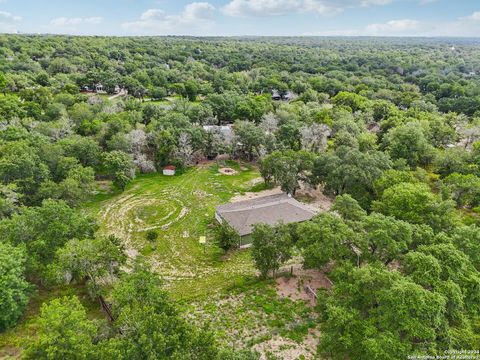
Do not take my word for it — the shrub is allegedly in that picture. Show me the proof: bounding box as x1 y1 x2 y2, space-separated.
146 230 158 242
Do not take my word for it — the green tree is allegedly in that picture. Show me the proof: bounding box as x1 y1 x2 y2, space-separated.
373 169 420 196
103 151 135 190
145 230 158 242
101 267 220 360
55 235 126 297
331 194 367 222
184 79 199 102
214 221 240 252
251 224 292 278
24 296 97 360
37 166 95 207
402 251 442 288
234 120 265 161
372 182 457 233
440 173 480 208
449 225 480 270
260 150 315 195
0 140 49 199
311 146 392 208
59 136 102 169
383 122 432 168
0 72 7 95
297 213 357 269
0 242 31 331
318 263 446 359
0 184 21 219
0 199 96 278
361 213 412 264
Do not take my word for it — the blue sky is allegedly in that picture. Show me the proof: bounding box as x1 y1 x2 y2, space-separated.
0 0 479 36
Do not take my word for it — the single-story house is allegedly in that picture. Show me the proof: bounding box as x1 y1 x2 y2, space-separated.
271 90 282 101
284 91 297 101
203 124 234 141
215 193 316 248
163 165 176 176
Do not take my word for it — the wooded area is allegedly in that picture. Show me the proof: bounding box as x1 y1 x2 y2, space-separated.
0 35 479 359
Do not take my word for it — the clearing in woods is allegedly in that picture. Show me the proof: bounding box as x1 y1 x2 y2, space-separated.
88 162 320 358
85 161 261 298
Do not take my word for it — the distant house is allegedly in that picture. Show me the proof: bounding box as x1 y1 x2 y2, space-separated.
272 90 297 101
95 83 106 93
284 91 297 101
203 125 233 140
163 165 176 176
271 90 281 101
367 122 381 134
215 193 316 248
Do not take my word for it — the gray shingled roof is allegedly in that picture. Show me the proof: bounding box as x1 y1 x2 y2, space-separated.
216 193 316 236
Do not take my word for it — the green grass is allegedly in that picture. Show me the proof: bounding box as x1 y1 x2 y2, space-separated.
180 278 316 349
83 162 261 300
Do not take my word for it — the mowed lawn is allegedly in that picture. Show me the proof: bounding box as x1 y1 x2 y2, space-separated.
84 161 261 300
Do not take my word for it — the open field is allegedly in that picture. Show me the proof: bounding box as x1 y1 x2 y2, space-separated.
85 161 262 298
87 162 320 357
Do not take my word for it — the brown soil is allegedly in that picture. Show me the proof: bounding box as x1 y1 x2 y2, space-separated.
218 167 238 175
275 264 332 306
230 186 283 202
296 184 334 212
252 328 321 360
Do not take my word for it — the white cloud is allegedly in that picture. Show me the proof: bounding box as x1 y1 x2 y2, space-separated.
465 11 480 21
50 17 103 27
223 0 329 17
426 11 480 37
0 10 20 22
365 19 421 35
0 11 22 33
222 0 396 17
315 11 480 37
122 2 215 35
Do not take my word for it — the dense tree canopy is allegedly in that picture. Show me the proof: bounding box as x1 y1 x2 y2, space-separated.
1 34 480 358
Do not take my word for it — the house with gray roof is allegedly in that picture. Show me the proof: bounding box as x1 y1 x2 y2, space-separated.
215 193 316 248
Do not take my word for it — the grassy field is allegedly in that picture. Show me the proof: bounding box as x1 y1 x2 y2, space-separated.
88 161 318 356
85 161 262 298
0 162 318 358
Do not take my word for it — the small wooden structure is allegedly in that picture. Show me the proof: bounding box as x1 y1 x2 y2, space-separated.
163 165 176 176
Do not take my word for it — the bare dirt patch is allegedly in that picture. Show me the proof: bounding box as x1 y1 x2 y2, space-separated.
230 186 283 202
296 184 334 212
275 264 332 306
247 177 264 186
252 329 320 360
218 167 238 175
230 183 333 214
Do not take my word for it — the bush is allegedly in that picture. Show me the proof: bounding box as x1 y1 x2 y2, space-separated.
215 221 240 252
145 230 158 242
